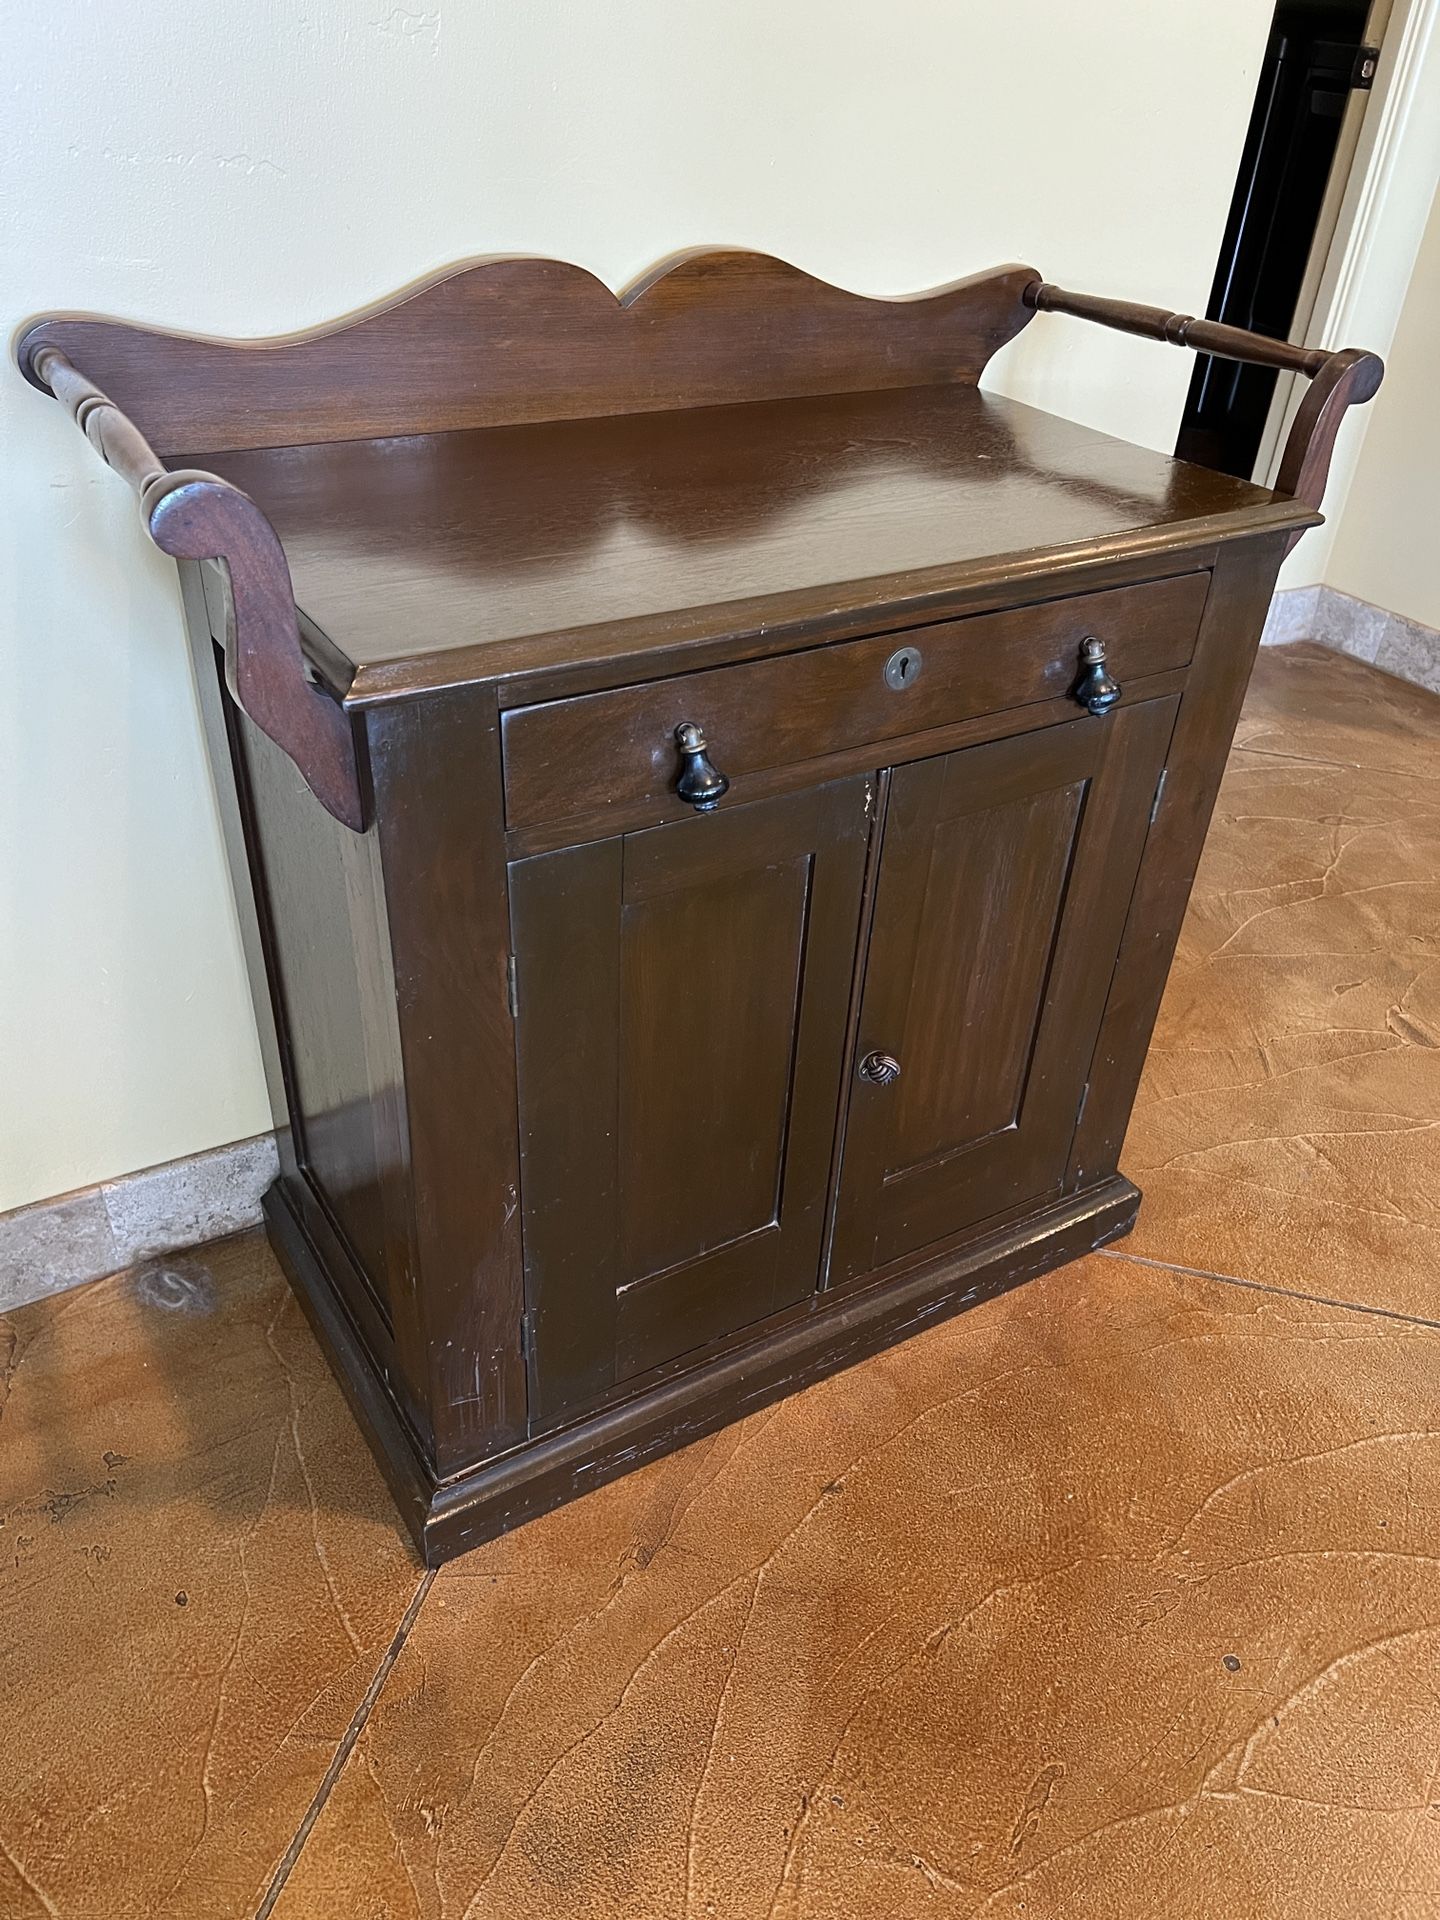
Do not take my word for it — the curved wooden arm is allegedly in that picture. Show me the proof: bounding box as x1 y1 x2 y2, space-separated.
1023 281 1383 538
27 346 366 832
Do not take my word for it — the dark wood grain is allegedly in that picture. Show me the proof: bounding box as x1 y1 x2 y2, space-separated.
501 571 1206 831
230 709 405 1326
1067 537 1288 1187
178 568 296 1177
831 702 1174 1280
26 347 366 830
1025 280 1383 541
1024 281 1334 375
186 384 1308 701
20 252 1039 454
152 472 366 829
511 778 869 1424
503 664 1195 860
366 685 528 1477
195 616 437 1454
31 345 169 492
19 255 1371 837
508 835 623 1420
1275 348 1386 517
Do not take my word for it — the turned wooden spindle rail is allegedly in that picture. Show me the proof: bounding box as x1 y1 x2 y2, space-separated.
25 345 366 831
1023 280 1384 533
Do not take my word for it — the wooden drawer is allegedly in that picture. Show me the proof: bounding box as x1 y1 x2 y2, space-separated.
502 571 1208 832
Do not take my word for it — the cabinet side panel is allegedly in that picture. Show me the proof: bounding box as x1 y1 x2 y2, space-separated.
1068 534 1288 1187
178 563 293 1160
229 704 412 1332
180 562 431 1450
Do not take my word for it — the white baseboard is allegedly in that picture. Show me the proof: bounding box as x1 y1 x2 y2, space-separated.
1262 584 1440 695
0 1134 279 1314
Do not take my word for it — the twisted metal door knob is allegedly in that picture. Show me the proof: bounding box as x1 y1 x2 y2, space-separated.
674 722 730 812
858 1050 901 1087
1074 636 1122 714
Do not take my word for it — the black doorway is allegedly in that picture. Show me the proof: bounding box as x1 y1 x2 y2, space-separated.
1176 0 1376 478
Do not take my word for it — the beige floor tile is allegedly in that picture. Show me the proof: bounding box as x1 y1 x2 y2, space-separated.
269 1253 1440 1919
0 1236 423 1919
1233 639 1440 782
1122 648 1440 1316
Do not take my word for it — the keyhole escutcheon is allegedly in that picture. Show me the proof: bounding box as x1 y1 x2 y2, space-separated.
883 646 923 691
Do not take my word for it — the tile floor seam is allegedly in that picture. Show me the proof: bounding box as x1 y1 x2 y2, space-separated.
1100 1244 1440 1334
252 1566 437 1920
1230 741 1440 783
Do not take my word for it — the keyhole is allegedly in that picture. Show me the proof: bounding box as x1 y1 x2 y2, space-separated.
883 645 923 691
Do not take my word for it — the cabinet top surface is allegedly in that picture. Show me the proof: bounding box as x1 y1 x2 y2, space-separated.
183 383 1303 703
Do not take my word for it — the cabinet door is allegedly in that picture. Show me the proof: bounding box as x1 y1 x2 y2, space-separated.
831 697 1177 1283
511 777 870 1422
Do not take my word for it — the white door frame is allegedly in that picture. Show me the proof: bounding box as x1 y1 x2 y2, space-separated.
1261 0 1440 585
1252 0 1392 482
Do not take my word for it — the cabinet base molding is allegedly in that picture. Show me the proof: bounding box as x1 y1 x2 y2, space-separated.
265 1173 1140 1567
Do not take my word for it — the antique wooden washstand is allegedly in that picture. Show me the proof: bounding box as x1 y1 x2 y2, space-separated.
18 253 1381 1560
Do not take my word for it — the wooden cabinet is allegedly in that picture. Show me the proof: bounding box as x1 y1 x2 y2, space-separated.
20 249 1381 1561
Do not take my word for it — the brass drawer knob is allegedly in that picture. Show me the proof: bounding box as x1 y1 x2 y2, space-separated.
858 1049 901 1087
674 722 730 812
1075 636 1122 714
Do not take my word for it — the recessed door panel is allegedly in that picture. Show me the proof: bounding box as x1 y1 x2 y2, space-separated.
619 858 808 1282
887 781 1084 1170
832 699 1177 1282
511 777 870 1423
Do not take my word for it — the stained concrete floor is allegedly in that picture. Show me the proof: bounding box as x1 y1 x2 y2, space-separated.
3 641 1438 1920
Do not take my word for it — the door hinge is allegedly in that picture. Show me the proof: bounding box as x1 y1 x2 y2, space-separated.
507 953 519 1019
519 1309 533 1359
1351 44 1379 89
1149 766 1168 825
1076 1080 1090 1127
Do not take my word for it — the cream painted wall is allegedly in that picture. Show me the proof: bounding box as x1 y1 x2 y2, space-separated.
1325 178 1440 628
2 0 1276 1213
